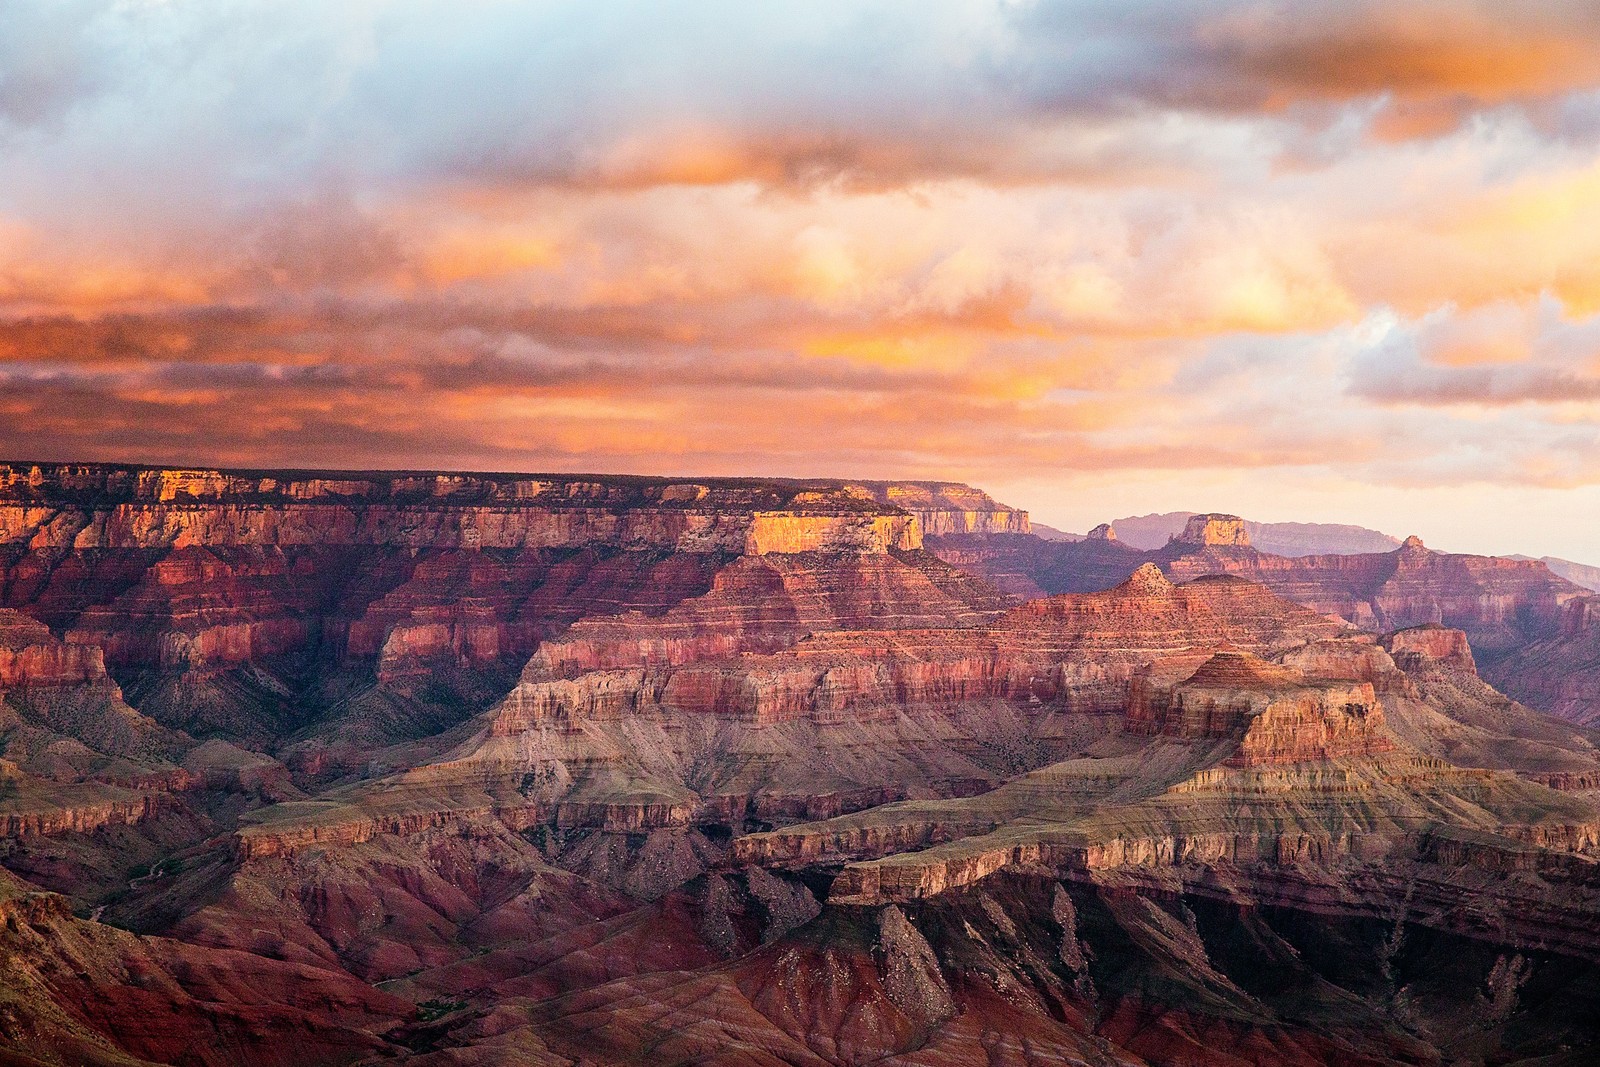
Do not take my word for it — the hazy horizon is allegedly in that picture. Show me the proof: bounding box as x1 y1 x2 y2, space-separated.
6 2 1600 558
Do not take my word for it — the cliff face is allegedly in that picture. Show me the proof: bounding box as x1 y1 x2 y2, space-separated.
520 550 1011 682
1485 595 1600 726
929 528 1586 722
1126 650 1394 765
0 463 1030 704
1175 513 1249 547
0 607 197 846
0 464 1030 848
0 609 107 688
852 480 1031 537
0 462 929 554
222 562 1355 870
1383 622 1477 673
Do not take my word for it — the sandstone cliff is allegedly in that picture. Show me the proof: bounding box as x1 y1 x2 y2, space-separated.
1174 513 1249 547
852 480 1031 537
1126 650 1395 765
0 462 933 555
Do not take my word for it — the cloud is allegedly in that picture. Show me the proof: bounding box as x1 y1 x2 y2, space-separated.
3 1 1600 553
1351 298 1600 405
5 0 1598 228
0 0 108 129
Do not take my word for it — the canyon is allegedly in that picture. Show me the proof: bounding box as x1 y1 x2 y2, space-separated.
928 513 1586 664
1 463 1599 1067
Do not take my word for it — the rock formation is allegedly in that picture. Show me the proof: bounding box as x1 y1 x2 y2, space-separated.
928 520 1587 720
1175 513 1250 547
1382 622 1477 673
1125 650 1395 765
851 480 1031 536
1103 511 1403 555
1484 595 1600 726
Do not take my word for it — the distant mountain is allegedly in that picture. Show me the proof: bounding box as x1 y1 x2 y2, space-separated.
1029 522 1083 542
1247 520 1403 557
1507 555 1600 592
1106 511 1402 556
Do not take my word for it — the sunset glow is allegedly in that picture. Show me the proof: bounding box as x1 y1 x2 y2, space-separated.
5 1 1600 555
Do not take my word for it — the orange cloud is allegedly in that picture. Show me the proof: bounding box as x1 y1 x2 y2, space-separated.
5 0 1600 523
1220 12 1600 106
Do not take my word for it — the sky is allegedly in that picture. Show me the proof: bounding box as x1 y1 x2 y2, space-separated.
4 1 1600 558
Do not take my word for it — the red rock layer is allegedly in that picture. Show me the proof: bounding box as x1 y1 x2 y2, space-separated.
494 564 1348 730
1381 623 1476 672
522 549 1012 681
0 608 107 687
346 548 730 680
0 607 196 839
929 531 1582 663
1484 594 1600 726
0 462 1048 556
1127 650 1395 765
0 464 1029 687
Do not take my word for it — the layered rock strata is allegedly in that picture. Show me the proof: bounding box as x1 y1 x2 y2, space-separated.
1175 513 1249 546
0 462 934 554
1126 650 1395 765
852 480 1031 536
929 524 1584 686
230 565 1352 860
1484 594 1600 725
731 622 1600 916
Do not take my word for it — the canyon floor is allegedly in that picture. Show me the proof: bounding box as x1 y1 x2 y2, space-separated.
2 464 1599 1067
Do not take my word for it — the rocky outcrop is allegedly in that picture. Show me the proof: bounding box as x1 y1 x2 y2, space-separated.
520 550 1010 682
0 608 183 789
0 642 193 843
1382 623 1477 673
349 548 729 680
0 609 107 687
0 786 181 837
853 480 1031 537
1126 650 1395 765
488 564 1349 731
1175 513 1249 547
